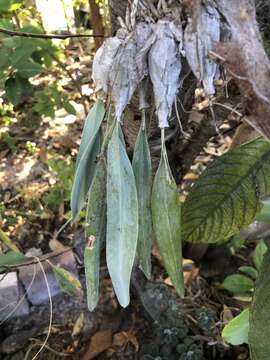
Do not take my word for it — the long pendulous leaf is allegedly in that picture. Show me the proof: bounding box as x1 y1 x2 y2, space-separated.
71 99 105 220
132 122 153 279
182 138 270 244
106 122 138 307
249 247 270 359
151 145 184 297
84 159 107 311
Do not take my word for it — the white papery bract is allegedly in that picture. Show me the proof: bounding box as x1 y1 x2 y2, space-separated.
92 36 123 94
148 20 182 128
184 1 220 96
109 35 139 122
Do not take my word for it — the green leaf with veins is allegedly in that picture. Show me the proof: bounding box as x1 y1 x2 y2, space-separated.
182 138 270 244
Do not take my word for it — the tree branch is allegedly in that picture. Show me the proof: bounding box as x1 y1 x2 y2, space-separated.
0 27 106 40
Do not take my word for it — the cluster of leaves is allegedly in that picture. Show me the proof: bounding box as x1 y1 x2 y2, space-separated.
0 0 75 117
223 240 267 297
70 101 183 310
221 206 270 350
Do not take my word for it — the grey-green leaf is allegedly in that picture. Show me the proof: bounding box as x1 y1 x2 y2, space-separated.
249 249 270 359
106 122 138 307
84 159 107 311
71 99 105 219
132 123 153 279
182 138 270 244
76 99 105 167
151 146 184 297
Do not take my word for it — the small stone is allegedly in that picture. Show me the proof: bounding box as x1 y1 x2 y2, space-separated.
18 250 79 305
0 272 29 321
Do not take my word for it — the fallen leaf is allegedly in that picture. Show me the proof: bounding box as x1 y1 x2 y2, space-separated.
72 312 84 338
113 331 139 352
82 330 113 360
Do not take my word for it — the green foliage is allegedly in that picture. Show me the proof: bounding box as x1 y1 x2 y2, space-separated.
0 132 17 152
151 141 184 297
84 159 106 311
182 138 270 244
252 240 268 270
255 201 270 224
239 266 258 280
52 265 82 297
106 122 138 307
222 241 267 296
0 251 30 272
249 249 270 359
222 308 250 346
33 83 76 118
0 0 22 12
132 116 153 279
223 274 254 295
0 2 74 117
43 156 74 211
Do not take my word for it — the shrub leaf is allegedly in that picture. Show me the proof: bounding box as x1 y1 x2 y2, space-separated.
222 309 250 346
182 138 270 244
0 251 30 273
223 274 254 295
106 122 138 307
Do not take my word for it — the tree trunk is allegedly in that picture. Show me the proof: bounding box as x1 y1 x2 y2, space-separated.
89 0 104 49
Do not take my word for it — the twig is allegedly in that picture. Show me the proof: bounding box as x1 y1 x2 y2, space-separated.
0 27 106 39
0 247 73 270
28 339 72 357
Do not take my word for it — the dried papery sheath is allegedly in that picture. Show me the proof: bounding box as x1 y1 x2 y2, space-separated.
139 79 149 110
92 36 123 94
184 21 201 79
148 20 182 128
135 22 153 80
184 1 220 96
201 2 220 95
109 34 140 122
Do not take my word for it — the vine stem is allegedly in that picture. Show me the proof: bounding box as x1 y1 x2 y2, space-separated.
0 27 106 39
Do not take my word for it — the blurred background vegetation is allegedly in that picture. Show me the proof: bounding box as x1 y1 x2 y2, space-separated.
0 0 108 251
